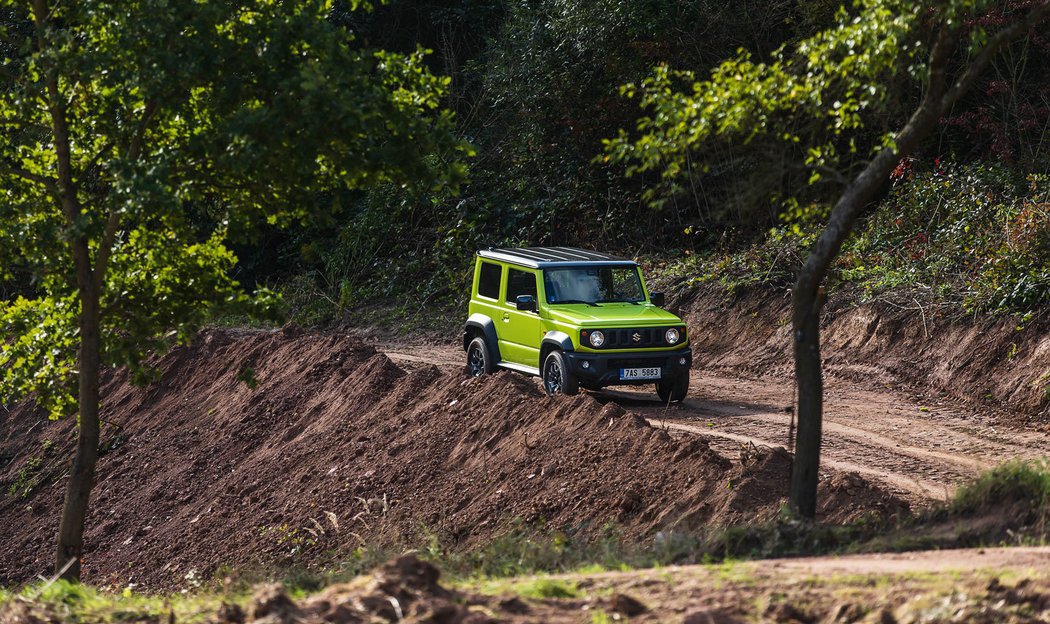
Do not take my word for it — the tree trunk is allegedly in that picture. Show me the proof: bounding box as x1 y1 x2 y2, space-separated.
788 21 968 518
788 147 932 518
789 287 823 518
55 279 101 580
788 5 1050 519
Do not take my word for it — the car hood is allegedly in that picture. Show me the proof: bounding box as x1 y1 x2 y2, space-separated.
544 303 682 326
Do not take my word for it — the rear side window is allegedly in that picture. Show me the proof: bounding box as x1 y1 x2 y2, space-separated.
506 268 537 302
477 262 502 299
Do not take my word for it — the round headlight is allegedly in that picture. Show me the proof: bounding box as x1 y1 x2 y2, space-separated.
665 328 680 344
589 330 605 347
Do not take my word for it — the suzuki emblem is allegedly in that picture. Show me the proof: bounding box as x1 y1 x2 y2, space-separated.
632 332 642 343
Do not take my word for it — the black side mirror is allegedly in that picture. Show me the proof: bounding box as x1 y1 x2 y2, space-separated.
650 292 665 307
516 294 538 312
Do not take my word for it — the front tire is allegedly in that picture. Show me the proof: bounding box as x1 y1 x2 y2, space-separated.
542 350 578 396
657 373 689 403
466 336 496 377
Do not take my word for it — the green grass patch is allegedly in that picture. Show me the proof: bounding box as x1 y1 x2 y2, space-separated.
0 580 238 624
492 577 581 599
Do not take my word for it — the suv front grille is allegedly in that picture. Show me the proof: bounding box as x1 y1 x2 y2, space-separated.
603 327 663 349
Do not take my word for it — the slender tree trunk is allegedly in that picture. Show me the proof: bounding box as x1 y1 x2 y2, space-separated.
30 0 104 580
55 278 101 580
788 134 940 518
784 1 1050 514
789 287 823 517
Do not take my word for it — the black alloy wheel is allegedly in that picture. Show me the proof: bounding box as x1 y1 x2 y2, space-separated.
466 336 494 377
542 350 578 396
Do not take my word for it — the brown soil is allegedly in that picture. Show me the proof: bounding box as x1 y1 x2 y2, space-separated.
383 338 1050 507
674 284 1050 421
0 329 904 590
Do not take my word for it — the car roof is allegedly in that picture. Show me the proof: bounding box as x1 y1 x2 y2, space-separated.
477 246 636 269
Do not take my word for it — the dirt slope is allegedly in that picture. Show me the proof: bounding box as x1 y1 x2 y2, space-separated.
385 339 1050 508
0 329 902 589
675 285 1050 420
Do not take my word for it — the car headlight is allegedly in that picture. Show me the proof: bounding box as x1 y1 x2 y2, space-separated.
589 330 605 347
665 328 680 344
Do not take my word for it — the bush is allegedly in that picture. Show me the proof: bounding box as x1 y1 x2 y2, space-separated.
950 459 1050 520
842 162 1050 312
671 161 1050 315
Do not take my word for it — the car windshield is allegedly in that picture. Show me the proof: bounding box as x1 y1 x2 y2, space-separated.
543 266 645 304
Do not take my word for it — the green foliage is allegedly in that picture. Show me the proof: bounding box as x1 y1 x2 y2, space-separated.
277 0 819 320
4 437 61 499
7 456 42 499
0 0 468 417
950 459 1050 518
663 161 1049 314
604 0 933 209
506 578 580 599
0 579 234 624
236 365 260 390
841 163 1049 312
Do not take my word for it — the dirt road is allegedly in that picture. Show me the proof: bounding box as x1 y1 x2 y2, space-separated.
381 341 1050 505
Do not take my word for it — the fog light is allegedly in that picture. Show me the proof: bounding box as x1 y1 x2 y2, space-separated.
581 361 591 369
679 357 687 365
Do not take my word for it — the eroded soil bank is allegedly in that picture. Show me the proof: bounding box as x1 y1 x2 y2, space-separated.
673 284 1050 420
0 329 903 589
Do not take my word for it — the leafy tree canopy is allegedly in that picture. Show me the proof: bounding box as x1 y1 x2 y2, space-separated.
603 0 1015 209
0 0 470 417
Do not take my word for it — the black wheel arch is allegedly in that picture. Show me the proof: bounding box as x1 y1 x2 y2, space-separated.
539 331 574 369
464 313 501 363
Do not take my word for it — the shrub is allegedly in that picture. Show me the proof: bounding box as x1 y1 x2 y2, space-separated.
950 459 1050 520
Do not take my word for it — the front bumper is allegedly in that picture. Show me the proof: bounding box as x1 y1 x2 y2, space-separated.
563 348 692 388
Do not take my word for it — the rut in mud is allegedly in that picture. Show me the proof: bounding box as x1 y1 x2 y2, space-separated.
0 328 904 589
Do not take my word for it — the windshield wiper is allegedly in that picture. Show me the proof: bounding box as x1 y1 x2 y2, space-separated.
556 299 600 307
598 299 640 305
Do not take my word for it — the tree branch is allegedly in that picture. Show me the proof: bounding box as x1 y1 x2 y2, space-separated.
93 100 160 290
798 163 850 187
127 101 158 162
940 1 1050 112
31 0 80 227
78 140 114 181
0 162 59 190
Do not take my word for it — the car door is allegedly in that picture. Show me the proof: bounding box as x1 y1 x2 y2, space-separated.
500 267 543 370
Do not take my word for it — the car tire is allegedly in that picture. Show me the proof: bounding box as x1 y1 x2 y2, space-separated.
466 336 496 377
657 372 689 403
542 350 578 396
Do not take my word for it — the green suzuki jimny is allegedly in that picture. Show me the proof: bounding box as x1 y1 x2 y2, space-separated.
463 247 691 402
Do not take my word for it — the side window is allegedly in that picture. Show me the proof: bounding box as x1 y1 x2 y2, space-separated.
477 262 502 300
506 268 538 303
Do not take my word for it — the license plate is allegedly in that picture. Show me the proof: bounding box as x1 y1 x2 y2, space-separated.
620 367 661 380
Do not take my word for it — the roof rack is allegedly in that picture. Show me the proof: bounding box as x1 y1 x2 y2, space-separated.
477 246 635 269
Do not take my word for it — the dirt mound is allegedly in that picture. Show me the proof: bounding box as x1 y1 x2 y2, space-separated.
228 555 490 624
0 329 904 589
673 284 1050 420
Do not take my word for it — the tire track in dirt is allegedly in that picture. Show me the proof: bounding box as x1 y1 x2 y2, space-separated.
380 342 1050 506
647 419 951 500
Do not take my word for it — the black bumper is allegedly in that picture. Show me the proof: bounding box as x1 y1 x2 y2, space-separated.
562 348 692 388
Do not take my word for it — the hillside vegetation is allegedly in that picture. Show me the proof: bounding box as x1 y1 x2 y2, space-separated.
268 0 1049 322
2 1 1046 322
